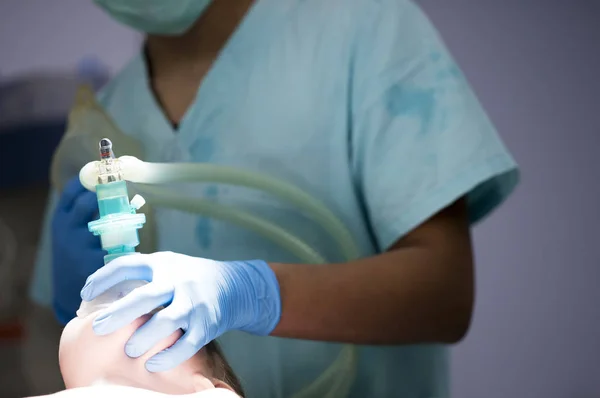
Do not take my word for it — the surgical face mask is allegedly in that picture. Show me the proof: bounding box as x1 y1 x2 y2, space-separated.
92 0 212 36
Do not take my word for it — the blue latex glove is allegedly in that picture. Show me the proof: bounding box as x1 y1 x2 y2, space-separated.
51 177 105 324
80 251 281 372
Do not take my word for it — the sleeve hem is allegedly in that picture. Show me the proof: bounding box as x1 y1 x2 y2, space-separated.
377 155 519 251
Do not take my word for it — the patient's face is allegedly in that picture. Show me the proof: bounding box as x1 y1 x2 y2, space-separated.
59 288 236 395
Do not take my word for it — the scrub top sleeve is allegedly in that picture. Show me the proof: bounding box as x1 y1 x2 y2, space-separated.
28 189 59 307
351 0 519 251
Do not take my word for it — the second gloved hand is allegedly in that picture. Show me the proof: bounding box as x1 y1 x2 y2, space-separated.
52 176 105 324
80 251 281 372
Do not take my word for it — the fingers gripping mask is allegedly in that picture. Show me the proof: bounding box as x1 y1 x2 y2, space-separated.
93 0 212 35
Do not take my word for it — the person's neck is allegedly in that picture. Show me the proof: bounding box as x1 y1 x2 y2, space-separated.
145 0 255 78
90 376 165 392
91 365 202 394
143 0 254 125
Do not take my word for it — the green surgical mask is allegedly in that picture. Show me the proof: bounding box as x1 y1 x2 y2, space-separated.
93 0 212 36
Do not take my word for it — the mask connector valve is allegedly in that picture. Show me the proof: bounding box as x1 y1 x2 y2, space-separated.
88 138 146 264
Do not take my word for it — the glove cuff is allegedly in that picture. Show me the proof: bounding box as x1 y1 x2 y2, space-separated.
229 260 282 336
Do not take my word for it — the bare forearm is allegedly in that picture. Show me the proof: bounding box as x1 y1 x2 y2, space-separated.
270 200 474 345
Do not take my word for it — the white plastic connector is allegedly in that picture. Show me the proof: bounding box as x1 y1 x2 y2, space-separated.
119 155 151 183
79 161 101 192
130 194 146 210
79 155 146 192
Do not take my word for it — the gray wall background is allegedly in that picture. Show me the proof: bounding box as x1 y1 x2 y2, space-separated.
0 0 141 77
1 1 598 397
417 2 600 397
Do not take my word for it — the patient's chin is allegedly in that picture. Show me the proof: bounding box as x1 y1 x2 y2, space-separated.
58 316 88 387
58 311 207 393
58 312 146 388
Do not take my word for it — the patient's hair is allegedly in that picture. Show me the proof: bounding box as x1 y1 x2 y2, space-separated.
205 341 244 397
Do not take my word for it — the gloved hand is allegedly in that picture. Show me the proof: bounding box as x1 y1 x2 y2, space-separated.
51 176 105 324
80 251 281 372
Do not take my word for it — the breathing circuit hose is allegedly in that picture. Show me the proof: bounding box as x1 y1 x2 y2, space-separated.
132 184 327 265
81 156 360 262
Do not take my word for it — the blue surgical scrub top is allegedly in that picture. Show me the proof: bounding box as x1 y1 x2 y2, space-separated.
31 0 519 396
